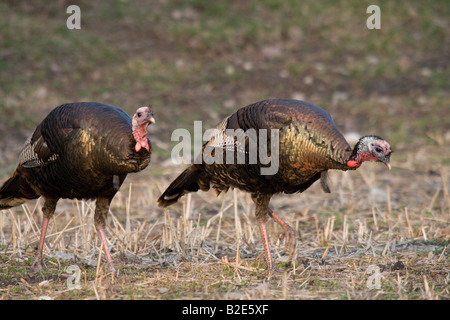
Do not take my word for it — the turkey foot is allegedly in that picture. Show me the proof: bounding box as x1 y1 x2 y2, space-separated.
29 257 47 273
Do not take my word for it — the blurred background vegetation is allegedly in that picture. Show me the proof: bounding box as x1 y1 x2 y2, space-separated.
0 0 449 176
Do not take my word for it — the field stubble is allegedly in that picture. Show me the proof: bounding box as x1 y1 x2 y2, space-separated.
0 152 448 300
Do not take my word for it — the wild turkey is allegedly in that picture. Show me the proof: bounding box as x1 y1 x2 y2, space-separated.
158 99 392 270
0 102 155 273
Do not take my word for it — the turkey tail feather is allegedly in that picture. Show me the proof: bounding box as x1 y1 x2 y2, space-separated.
158 166 203 207
0 169 39 209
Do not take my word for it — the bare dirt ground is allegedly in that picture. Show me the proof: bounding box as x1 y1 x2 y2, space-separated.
0 1 448 301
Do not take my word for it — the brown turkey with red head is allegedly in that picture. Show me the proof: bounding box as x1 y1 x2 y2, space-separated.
0 102 155 273
158 99 392 271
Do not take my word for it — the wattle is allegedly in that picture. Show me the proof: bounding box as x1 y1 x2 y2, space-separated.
347 159 360 168
133 127 149 152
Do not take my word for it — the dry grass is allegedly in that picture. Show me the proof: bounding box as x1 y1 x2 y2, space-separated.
1 157 448 300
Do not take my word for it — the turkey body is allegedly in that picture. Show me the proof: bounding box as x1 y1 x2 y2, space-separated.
160 99 353 203
159 99 392 270
19 102 150 200
0 102 153 273
203 99 352 195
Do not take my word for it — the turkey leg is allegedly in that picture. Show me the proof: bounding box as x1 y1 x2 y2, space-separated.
268 208 296 261
253 192 297 270
30 198 58 272
94 197 117 273
257 216 275 270
253 193 278 270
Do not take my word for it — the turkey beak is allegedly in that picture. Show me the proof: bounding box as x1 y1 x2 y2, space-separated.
380 154 391 170
146 107 155 125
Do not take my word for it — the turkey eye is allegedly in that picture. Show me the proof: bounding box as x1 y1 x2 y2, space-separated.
137 112 142 117
375 146 382 153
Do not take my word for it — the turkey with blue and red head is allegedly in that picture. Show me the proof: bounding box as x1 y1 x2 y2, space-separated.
158 99 392 271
